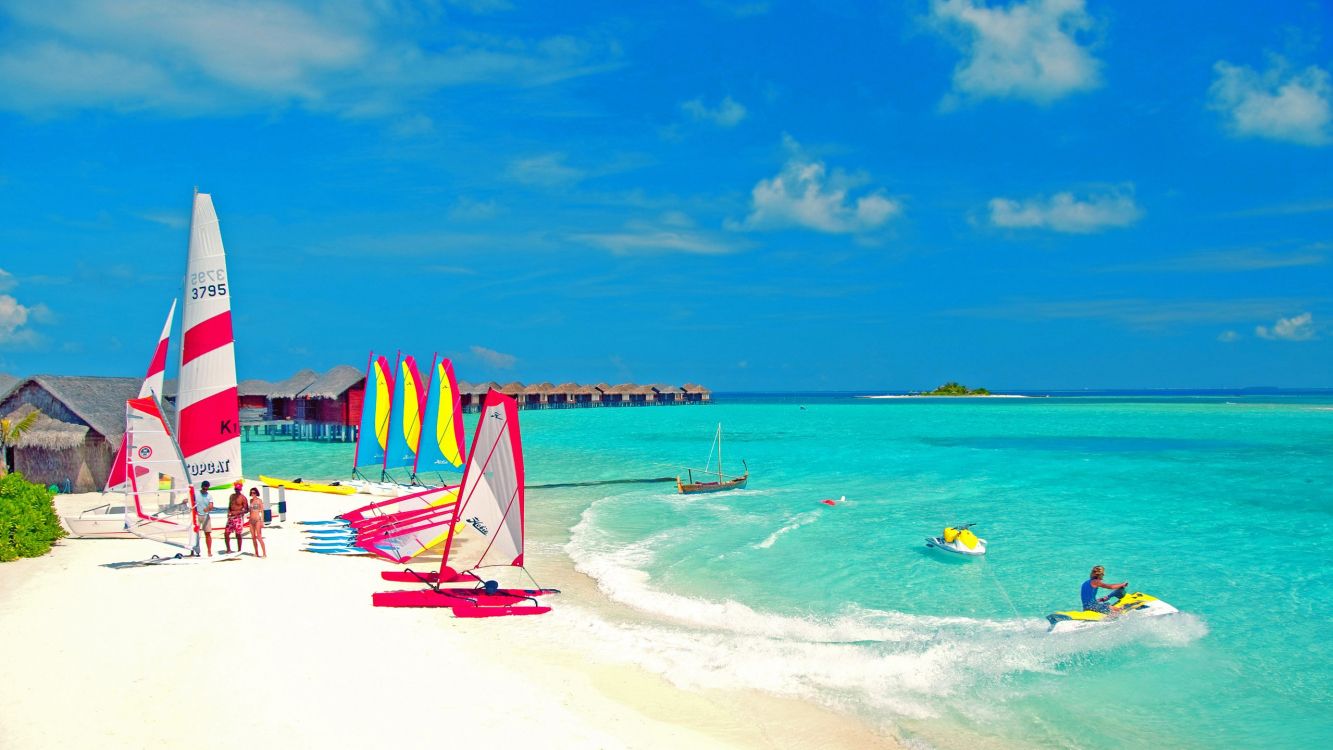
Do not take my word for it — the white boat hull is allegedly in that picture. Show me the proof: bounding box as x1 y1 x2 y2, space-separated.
925 536 987 556
1046 593 1180 633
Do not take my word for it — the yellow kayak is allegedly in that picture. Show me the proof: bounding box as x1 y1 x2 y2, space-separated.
259 475 357 495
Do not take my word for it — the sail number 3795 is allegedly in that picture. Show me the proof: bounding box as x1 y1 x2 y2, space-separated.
189 269 227 299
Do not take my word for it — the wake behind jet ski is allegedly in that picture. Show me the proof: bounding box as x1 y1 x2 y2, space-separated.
925 523 986 556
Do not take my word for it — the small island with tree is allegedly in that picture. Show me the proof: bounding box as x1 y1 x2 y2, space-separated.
918 382 991 396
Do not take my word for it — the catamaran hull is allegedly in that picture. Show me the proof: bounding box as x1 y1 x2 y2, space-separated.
373 587 557 616
62 516 136 539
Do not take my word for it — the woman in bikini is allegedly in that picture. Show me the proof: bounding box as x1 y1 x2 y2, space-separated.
248 487 267 558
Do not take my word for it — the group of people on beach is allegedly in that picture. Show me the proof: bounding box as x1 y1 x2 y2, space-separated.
195 480 266 557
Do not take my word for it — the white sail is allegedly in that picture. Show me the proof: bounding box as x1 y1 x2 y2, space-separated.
177 192 242 487
105 300 177 493
448 391 526 571
122 397 198 553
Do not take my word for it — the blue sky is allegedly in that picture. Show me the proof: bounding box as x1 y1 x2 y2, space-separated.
1 0 1330 390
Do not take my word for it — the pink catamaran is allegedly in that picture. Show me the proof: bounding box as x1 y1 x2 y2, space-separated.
368 390 556 617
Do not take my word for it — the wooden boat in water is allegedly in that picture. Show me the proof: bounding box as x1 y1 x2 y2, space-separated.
677 424 748 494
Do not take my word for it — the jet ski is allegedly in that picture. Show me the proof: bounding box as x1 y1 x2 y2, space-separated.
1046 591 1180 634
925 523 986 556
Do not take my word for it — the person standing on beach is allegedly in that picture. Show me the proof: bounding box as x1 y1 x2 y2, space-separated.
225 481 248 553
247 487 266 558
196 481 215 557
1082 565 1128 614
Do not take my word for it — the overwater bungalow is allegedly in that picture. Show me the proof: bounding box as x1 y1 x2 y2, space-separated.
682 383 712 404
237 378 273 422
499 381 526 400
298 365 364 440
0 375 141 492
523 382 554 408
596 383 624 406
651 384 684 405
269 369 318 421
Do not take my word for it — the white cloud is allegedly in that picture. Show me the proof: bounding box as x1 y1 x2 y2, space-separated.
508 153 584 187
574 223 738 255
1255 312 1316 341
1208 58 1331 146
0 268 42 345
734 136 901 234
0 1 617 117
471 345 517 369
0 294 33 344
682 96 747 127
930 0 1101 104
989 185 1141 233
1217 330 1239 343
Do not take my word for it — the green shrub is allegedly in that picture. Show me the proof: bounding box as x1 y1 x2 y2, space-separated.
0 472 66 562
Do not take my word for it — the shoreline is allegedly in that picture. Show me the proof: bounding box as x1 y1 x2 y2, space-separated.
0 487 904 750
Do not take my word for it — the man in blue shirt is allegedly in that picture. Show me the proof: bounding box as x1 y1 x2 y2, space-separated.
1082 565 1128 614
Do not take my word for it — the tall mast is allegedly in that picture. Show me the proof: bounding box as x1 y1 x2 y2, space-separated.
717 423 723 482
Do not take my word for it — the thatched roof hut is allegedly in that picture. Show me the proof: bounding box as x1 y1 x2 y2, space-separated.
268 369 320 399
2 404 88 451
0 373 17 399
682 383 712 402
553 382 581 393
0 375 142 491
237 379 274 397
499 381 526 397
303 365 364 399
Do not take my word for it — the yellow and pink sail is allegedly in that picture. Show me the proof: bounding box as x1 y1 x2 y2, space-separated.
352 352 394 478
381 354 424 479
412 355 466 482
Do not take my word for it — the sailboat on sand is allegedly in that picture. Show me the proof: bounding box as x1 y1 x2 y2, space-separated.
677 423 748 494
64 301 177 539
371 389 557 617
117 395 241 563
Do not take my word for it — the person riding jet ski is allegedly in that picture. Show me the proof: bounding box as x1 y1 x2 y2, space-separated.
1046 565 1179 633
1082 565 1128 614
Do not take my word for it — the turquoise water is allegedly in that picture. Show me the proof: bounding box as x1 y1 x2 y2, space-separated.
248 395 1333 748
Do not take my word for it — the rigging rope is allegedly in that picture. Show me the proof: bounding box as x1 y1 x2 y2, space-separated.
981 557 1022 620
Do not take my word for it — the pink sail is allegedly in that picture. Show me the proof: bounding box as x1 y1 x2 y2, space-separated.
176 192 242 487
105 300 177 493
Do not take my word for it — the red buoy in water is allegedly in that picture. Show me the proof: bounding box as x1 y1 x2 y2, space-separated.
820 499 837 506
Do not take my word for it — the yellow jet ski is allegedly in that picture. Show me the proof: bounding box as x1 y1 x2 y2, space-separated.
1046 591 1180 634
925 523 987 556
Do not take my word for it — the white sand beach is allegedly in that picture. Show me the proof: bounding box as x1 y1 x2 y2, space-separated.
0 487 900 750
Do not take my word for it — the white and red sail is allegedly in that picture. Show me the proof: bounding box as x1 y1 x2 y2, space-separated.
106 300 177 493
122 396 198 553
176 192 242 487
